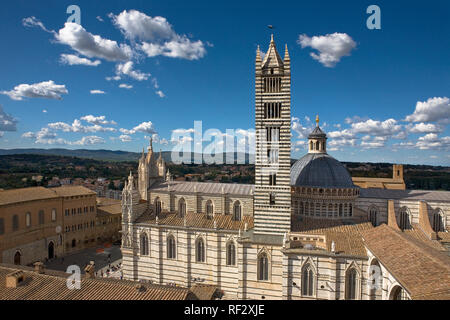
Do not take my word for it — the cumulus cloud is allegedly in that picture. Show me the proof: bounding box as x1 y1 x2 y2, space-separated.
351 118 401 136
1 80 68 101
48 118 116 133
405 97 450 123
119 84 133 89
120 121 157 135
119 134 132 142
22 127 106 146
155 90 165 98
415 133 450 150
110 10 207 60
297 32 356 67
80 115 116 125
113 61 150 81
73 135 105 145
0 105 18 133
55 22 132 62
60 54 101 66
406 122 442 134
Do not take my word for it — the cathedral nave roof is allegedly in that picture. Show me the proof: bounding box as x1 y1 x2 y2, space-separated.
150 181 254 196
359 188 450 202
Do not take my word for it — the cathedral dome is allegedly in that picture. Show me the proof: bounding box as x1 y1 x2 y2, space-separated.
290 153 355 188
291 116 355 189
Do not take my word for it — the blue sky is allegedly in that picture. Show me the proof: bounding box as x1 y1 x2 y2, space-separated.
0 0 449 165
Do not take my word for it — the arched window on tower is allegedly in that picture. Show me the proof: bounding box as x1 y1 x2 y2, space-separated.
226 241 236 266
339 204 343 217
233 201 242 221
257 252 269 281
167 235 176 259
310 141 313 151
178 198 186 218
26 212 31 227
315 141 320 151
345 268 359 300
301 263 315 297
195 237 205 263
140 233 149 256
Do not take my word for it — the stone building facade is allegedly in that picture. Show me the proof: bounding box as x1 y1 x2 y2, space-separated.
0 186 121 265
121 36 450 300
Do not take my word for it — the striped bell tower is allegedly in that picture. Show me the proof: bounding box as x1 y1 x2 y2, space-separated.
254 35 292 235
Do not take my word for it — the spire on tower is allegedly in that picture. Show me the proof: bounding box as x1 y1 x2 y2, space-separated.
256 45 261 62
284 44 290 61
149 137 153 151
316 115 320 127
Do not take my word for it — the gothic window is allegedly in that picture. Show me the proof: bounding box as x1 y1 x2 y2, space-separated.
269 193 276 205
345 268 358 300
233 201 242 221
322 141 326 151
206 200 213 218
263 77 281 93
369 206 378 227
12 214 19 231
397 207 411 230
301 263 315 297
167 235 176 259
155 197 161 216
269 174 276 186
39 210 45 225
264 103 282 119
257 252 269 281
389 286 404 300
178 198 186 218
226 241 236 266
26 212 31 227
140 233 149 256
315 141 320 151
266 127 280 142
432 209 445 232
195 237 205 263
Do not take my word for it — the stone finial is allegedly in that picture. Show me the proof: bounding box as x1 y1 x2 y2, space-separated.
270 33 274 43
316 115 320 127
284 43 290 60
214 220 217 229
244 222 248 231
155 215 159 224
331 240 336 253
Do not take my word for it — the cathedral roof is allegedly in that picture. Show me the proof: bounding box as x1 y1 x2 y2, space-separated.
362 224 450 300
150 181 254 196
290 153 355 188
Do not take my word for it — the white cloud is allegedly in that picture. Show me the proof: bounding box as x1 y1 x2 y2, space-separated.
110 10 175 41
22 16 54 34
42 109 48 113
96 16 104 22
156 90 165 98
0 105 17 132
72 135 106 145
114 61 150 81
120 121 157 135
48 119 116 133
110 10 207 60
119 84 133 89
407 122 442 134
60 54 101 66
1 80 68 101
405 97 450 123
141 37 206 60
55 22 132 62
297 32 356 67
119 134 132 142
351 118 401 136
90 90 106 95
23 127 106 146
80 115 116 125
415 133 450 150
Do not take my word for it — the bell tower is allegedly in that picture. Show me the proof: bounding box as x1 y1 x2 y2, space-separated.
254 35 292 235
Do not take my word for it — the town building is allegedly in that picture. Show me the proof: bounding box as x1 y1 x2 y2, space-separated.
121 36 450 300
0 186 122 266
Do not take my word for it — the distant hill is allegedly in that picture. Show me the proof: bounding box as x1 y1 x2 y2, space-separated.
0 148 254 164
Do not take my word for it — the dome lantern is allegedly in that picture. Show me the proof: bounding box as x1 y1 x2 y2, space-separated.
308 115 327 154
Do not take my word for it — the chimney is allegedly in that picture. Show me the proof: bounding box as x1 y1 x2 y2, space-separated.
34 261 45 274
84 261 96 279
6 271 25 288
